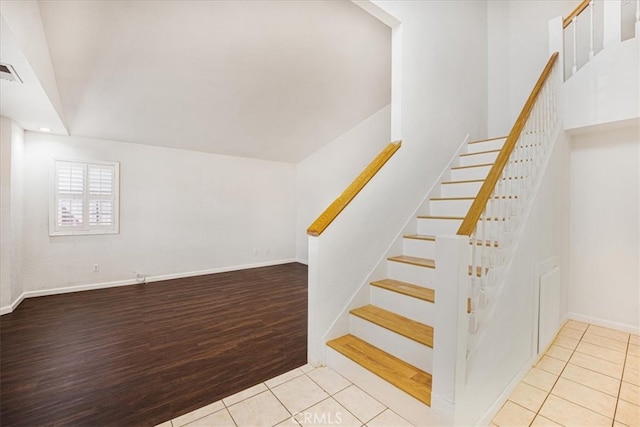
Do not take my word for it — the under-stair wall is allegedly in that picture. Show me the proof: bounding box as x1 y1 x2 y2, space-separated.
456 128 571 426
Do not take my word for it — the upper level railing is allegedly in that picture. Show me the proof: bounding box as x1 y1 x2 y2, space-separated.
456 52 561 342
307 141 401 237
562 0 640 80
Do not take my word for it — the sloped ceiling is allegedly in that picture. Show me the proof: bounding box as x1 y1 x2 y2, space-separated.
36 0 391 162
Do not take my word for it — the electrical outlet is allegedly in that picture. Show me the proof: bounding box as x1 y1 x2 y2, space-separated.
92 264 99 273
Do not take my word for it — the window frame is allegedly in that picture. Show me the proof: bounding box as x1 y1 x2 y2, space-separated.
49 158 120 236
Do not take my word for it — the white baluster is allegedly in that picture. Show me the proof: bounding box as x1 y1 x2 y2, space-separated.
589 0 595 59
572 17 578 74
637 0 640 39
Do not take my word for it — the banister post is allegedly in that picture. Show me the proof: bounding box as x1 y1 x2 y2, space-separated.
432 235 469 404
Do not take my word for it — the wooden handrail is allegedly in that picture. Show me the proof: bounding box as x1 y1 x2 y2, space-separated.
563 0 590 28
457 52 559 236
307 141 402 237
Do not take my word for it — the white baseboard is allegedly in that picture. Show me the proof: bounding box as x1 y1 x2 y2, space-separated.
476 354 538 426
144 258 299 283
566 312 640 335
0 292 26 315
0 258 301 315
478 313 638 425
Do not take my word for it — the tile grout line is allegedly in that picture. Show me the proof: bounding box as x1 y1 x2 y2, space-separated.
301 371 366 424
527 323 588 426
542 325 627 423
611 335 631 427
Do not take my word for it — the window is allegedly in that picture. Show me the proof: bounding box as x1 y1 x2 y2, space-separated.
50 159 120 236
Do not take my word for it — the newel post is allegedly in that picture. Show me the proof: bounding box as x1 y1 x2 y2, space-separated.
307 236 323 366
432 235 469 403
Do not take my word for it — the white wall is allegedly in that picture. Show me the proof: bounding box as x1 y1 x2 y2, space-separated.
20 132 297 294
0 0 67 129
1 116 13 309
0 116 24 313
308 0 488 363
457 129 571 425
487 0 575 135
564 37 639 131
296 105 391 262
569 122 640 331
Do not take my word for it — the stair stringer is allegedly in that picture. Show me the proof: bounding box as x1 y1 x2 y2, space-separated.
321 134 471 349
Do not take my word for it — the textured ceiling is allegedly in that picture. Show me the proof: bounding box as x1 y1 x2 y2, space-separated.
37 0 391 162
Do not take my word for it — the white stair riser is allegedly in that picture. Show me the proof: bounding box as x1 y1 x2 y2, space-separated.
370 286 434 326
450 164 492 181
350 316 432 373
403 238 435 259
417 218 462 235
440 181 483 198
429 199 473 217
466 138 506 154
388 261 434 288
458 151 499 166
326 348 431 426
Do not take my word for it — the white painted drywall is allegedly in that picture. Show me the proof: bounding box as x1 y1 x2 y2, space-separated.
487 0 575 135
20 132 297 294
0 116 13 309
456 129 571 425
569 122 640 331
0 0 67 131
296 105 391 262
564 37 639 131
0 116 24 313
308 0 488 363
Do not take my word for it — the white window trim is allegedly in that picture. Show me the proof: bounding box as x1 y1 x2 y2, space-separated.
49 158 120 236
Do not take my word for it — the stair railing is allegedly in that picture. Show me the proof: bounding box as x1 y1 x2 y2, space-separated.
563 0 594 78
560 0 638 80
456 52 561 354
307 141 401 237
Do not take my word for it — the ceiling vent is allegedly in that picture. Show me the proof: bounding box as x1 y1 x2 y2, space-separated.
0 63 23 83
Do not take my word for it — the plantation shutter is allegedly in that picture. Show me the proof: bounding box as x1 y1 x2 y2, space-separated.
51 159 119 235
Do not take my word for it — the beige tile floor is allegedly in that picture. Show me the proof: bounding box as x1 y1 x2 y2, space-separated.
156 320 639 427
154 363 413 427
492 320 640 427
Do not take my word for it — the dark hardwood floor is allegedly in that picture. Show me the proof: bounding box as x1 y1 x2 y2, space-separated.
0 262 308 426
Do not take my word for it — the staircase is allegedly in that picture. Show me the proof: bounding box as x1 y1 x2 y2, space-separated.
326 136 507 410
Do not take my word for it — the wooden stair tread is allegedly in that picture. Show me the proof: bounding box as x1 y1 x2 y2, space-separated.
417 215 464 220
459 148 501 157
441 178 484 184
370 279 435 303
430 197 474 201
468 265 489 277
403 234 435 241
451 163 494 170
467 136 507 144
388 255 435 269
327 334 432 406
350 305 433 347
